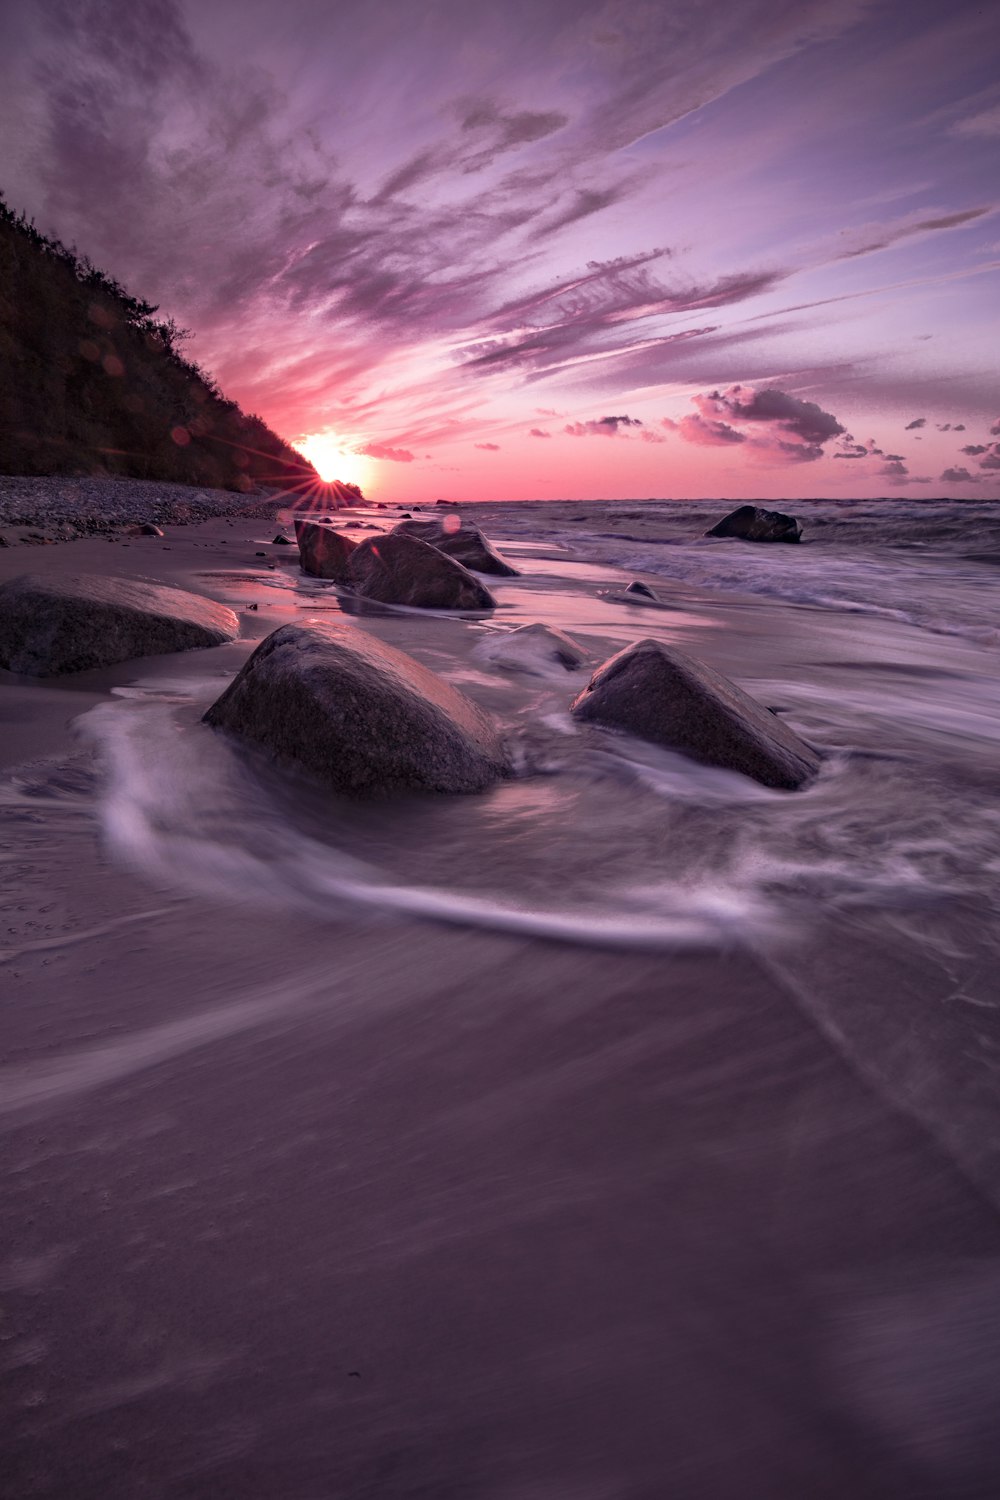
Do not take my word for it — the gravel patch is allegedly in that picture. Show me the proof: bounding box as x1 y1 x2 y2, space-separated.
0 476 286 541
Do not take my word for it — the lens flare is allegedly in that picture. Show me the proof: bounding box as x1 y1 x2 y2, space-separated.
293 433 371 489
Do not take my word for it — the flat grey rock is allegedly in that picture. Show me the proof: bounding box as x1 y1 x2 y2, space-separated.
570 638 819 789
0 572 239 676
204 620 511 796
347 533 496 611
295 519 358 581
393 518 519 576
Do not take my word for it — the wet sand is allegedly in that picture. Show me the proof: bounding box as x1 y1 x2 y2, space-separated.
2 504 1000 1498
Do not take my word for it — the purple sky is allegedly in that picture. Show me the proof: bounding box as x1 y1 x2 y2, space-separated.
2 0 998 501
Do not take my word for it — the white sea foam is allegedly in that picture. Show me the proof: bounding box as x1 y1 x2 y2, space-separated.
587 538 1000 643
70 665 997 960
77 697 782 951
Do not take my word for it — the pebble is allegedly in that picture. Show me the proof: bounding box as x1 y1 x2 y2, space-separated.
0 476 285 538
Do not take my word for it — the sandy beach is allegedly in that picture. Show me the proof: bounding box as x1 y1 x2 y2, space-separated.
3 488 1000 1498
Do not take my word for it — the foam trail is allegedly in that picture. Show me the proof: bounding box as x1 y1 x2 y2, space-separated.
78 700 778 952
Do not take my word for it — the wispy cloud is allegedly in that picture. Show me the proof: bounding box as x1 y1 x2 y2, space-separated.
833 206 993 261
1 0 995 499
952 103 1000 138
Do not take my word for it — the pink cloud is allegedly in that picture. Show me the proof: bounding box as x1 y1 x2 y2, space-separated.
677 413 746 446
357 441 416 462
676 385 845 463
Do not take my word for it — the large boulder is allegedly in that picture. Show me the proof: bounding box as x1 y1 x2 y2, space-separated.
346 533 496 611
570 638 819 789
0 572 239 677
705 505 802 543
295 518 358 581
393 518 519 576
204 621 510 796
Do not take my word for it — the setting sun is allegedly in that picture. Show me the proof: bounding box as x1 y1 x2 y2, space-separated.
293 432 372 490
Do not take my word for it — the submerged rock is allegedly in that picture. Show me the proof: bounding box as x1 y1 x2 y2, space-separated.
0 572 239 676
272 533 293 545
295 518 358 581
705 505 802 543
624 581 657 600
474 623 587 676
570 638 819 789
204 620 511 796
393 517 519 576
346 532 496 611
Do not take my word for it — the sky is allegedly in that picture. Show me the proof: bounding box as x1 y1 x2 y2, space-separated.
1 0 998 503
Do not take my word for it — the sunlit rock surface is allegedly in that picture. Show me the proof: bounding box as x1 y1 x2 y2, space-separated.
0 571 238 675
295 518 358 581
393 517 520 576
204 619 511 795
347 532 496 610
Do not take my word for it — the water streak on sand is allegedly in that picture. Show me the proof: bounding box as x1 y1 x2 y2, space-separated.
0 968 334 1117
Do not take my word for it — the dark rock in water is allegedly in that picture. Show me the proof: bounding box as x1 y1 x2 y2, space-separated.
138 522 164 537
393 517 519 576
706 505 802 543
295 518 358 582
570 638 819 789
511 624 586 668
476 623 587 675
204 620 510 796
0 572 239 676
624 580 657 599
0 533 9 547
272 533 293 545
346 532 496 611
401 511 412 518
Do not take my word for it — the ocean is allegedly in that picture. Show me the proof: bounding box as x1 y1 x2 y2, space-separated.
2 495 999 1497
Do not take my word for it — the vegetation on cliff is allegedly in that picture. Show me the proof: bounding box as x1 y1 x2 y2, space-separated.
0 195 318 492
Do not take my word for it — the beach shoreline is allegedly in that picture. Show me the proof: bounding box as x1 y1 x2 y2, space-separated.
3 485 1000 1496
